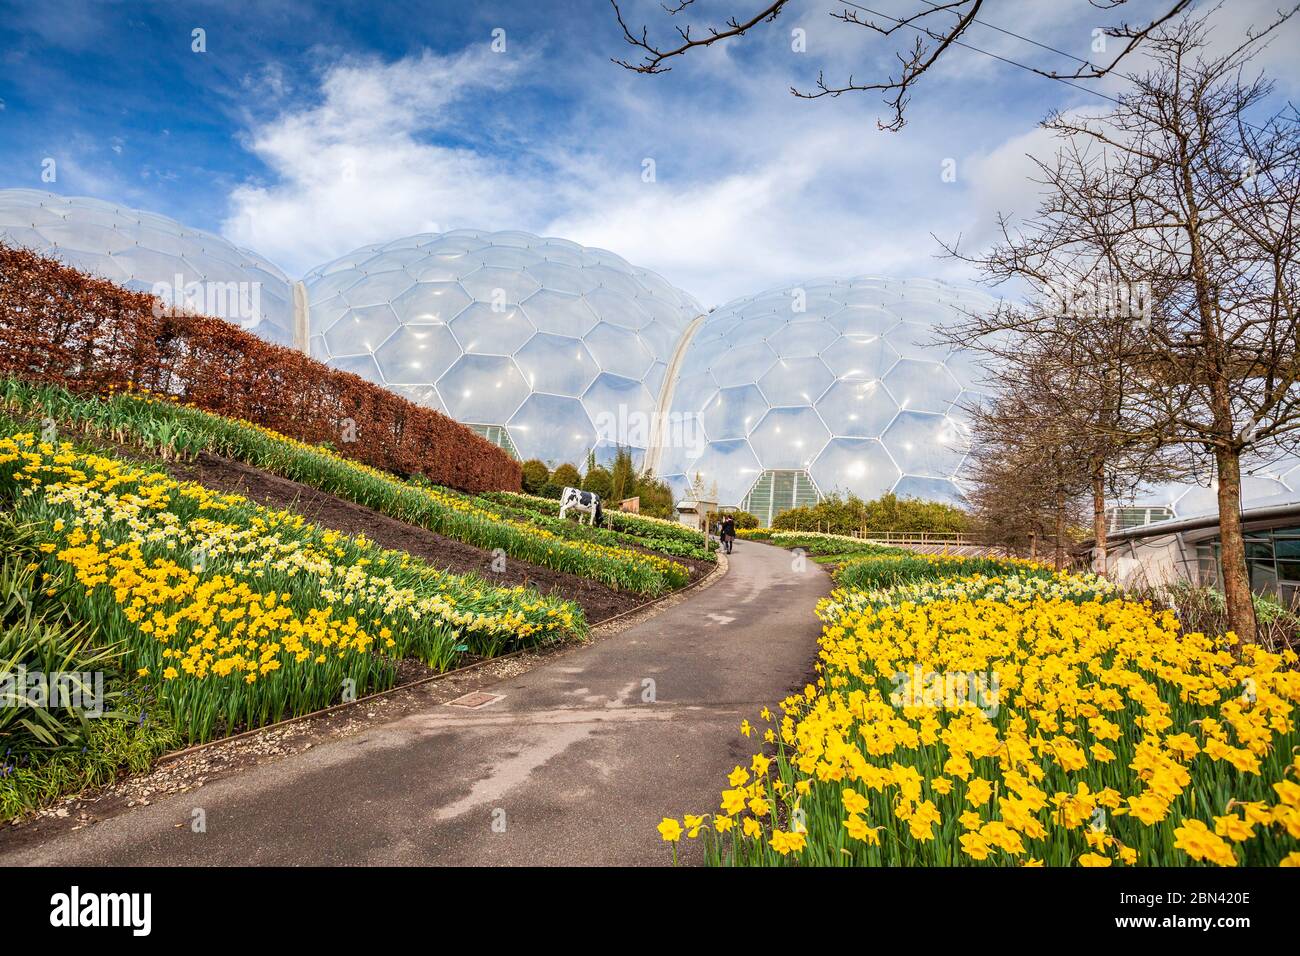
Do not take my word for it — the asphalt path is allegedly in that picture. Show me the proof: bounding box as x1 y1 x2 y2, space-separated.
2 539 829 866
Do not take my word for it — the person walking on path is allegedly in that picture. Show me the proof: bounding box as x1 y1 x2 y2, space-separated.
718 513 736 555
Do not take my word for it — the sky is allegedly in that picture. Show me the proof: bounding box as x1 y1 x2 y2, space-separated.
1 0 1297 307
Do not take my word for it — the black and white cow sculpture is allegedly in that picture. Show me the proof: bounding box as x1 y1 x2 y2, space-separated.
559 486 604 527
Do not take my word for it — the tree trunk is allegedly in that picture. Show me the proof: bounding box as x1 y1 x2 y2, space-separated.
1054 492 1066 571
1215 445 1258 644
1091 459 1108 577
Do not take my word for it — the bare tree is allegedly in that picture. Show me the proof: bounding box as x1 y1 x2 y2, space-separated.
610 0 1192 130
948 289 1182 574
946 10 1300 642
964 385 1092 568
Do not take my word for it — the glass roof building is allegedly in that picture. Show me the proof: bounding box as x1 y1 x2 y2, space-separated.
0 189 295 345
658 278 998 521
16 189 1298 526
300 230 702 468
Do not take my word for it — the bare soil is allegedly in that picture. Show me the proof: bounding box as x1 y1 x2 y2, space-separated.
164 451 707 624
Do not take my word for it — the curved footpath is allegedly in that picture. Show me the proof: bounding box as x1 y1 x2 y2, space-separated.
1 540 829 866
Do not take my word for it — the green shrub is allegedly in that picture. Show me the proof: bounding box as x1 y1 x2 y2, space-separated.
521 459 550 495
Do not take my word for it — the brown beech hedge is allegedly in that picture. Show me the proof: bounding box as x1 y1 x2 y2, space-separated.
0 244 521 492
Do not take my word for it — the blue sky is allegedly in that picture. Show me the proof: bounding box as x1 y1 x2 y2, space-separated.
2 0 1296 305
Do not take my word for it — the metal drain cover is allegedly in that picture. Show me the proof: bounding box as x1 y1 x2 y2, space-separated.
447 691 504 709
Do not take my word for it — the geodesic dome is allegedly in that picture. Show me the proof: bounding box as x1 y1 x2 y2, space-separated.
302 230 702 467
0 188 295 345
659 277 999 521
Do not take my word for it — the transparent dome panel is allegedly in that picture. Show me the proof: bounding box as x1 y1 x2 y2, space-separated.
460 265 542 304
826 305 898 338
526 260 593 296
883 359 961 413
449 302 535 355
339 269 419 308
390 281 473 324
893 476 965 506
669 370 719 416
514 333 598 396
582 322 654 380
810 437 901 501
437 353 530 424
583 373 655 447
521 289 599 338
508 394 596 466
711 341 778 388
881 411 969 478
688 439 764 506
700 384 768 441
591 440 646 471
323 305 401 357
749 407 831 471
884 321 948 361
820 334 899 382
635 320 678 365
768 321 840 357
373 324 459 386
815 379 900 437
757 356 834 406
409 257 464 283
584 288 651 330
583 264 645 298
469 246 540 271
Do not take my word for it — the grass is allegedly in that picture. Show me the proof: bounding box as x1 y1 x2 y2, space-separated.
0 378 688 596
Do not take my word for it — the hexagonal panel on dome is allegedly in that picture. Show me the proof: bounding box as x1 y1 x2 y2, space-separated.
810 438 901 501
757 356 834 407
749 407 831 471
881 411 969 479
339 269 418 309
883 358 961 413
583 373 655 446
894 475 965 506
526 260 593 296
389 281 472 324
324 305 400 358
514 333 598 396
885 321 949 361
508 393 597 466
584 288 651 330
688 439 764 507
521 289 600 337
460 265 541 304
373 324 459 386
450 303 535 355
669 370 719 418
712 341 778 389
437 353 530 424
815 379 899 437
582 322 654 380
701 384 768 441
826 305 897 338
820 334 898 381
769 321 840 357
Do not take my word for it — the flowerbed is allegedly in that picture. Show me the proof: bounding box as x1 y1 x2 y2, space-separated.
0 379 688 596
0 430 581 741
660 558 1300 866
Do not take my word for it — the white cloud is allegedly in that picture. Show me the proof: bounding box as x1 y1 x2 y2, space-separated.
220 2 1299 308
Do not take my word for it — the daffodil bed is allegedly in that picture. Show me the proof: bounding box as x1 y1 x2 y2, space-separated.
0 430 583 743
736 528 901 559
659 557 1300 866
0 378 689 596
